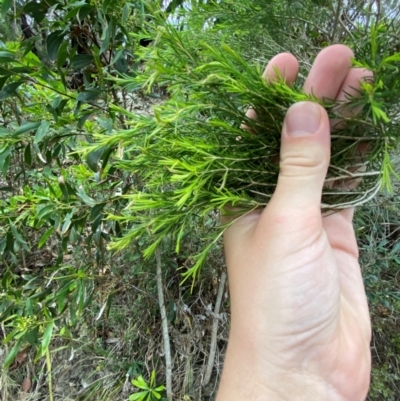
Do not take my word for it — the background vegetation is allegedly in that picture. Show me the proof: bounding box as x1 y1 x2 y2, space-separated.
0 0 399 400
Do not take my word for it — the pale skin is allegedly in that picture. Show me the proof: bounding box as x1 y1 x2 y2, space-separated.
217 45 372 401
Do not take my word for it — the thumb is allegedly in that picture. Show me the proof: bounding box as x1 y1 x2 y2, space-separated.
270 101 331 211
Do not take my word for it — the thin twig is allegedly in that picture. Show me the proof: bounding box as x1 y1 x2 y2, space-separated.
203 271 227 387
155 247 173 401
331 0 343 42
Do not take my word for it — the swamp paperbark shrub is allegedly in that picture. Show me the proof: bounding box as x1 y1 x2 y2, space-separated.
0 0 170 368
85 3 400 281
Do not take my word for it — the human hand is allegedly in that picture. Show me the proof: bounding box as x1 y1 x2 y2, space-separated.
217 45 372 401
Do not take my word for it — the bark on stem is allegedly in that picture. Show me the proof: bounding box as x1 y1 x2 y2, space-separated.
155 247 173 401
203 271 227 386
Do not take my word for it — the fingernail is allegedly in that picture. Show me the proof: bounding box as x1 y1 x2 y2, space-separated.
284 102 322 137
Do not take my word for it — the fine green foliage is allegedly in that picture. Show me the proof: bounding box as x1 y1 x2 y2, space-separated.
0 1 399 399
84 11 400 280
0 0 170 373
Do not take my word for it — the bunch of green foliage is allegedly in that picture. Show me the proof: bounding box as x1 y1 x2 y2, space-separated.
85 4 400 281
0 0 180 373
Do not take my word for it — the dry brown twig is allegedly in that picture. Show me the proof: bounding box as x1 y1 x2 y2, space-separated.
203 271 227 387
155 247 173 401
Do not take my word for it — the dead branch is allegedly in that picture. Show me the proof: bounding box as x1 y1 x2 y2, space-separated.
203 271 227 387
155 247 173 401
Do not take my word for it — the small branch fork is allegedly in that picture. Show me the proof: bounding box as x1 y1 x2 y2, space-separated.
203 271 227 387
155 247 173 401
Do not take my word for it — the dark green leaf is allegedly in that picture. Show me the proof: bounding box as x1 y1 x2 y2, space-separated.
1 154 10 176
25 327 39 347
5 231 13 252
77 187 95 206
101 146 113 170
47 30 65 61
62 212 74 235
90 203 105 220
38 227 55 248
13 122 41 136
40 321 54 357
76 90 101 103
64 1 86 19
0 76 8 90
115 55 128 73
0 66 13 76
0 50 15 63
24 143 32 166
100 19 113 55
91 214 103 232
103 0 112 12
3 339 23 369
86 147 104 172
23 0 49 23
0 80 24 101
122 3 130 25
77 4 93 20
9 222 27 245
37 204 55 220
71 54 94 69
1 0 12 18
0 127 12 136
34 121 51 143
57 41 69 68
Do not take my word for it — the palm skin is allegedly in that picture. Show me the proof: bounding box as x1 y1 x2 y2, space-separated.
217 45 372 401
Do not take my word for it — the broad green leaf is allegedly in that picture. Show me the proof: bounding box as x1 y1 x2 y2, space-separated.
132 376 149 390
3 338 23 369
76 187 96 206
0 75 8 90
0 50 14 63
77 4 93 20
71 54 94 69
47 30 65 61
64 2 86 20
128 391 148 401
23 0 49 23
24 144 32 166
62 212 74 235
34 121 51 143
14 122 41 136
0 126 12 136
76 89 101 103
40 320 54 357
9 222 27 245
57 41 69 68
86 147 104 172
37 205 55 220
0 66 13 76
91 214 102 233
100 19 113 55
1 0 12 17
0 80 24 101
122 3 130 25
90 203 106 220
38 227 55 248
103 0 112 12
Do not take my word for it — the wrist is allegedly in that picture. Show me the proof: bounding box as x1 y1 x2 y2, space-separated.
216 333 368 401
